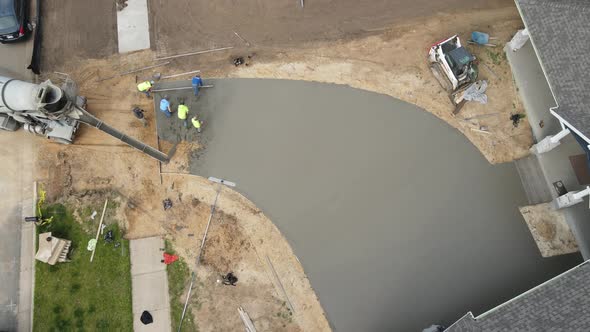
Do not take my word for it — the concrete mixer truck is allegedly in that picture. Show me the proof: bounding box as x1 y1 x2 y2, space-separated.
0 75 169 162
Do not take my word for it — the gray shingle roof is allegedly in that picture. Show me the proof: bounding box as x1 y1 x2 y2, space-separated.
515 0 590 140
445 261 590 332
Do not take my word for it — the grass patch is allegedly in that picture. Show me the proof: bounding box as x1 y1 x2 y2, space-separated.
485 48 506 65
34 204 133 332
166 240 198 332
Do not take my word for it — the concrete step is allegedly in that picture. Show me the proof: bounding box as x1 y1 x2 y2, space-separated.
515 154 553 205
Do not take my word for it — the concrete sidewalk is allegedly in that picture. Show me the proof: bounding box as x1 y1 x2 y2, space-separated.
130 237 171 332
117 0 151 53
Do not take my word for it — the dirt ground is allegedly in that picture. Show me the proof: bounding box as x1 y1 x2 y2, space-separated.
33 4 533 332
149 0 511 56
520 203 579 258
40 0 118 69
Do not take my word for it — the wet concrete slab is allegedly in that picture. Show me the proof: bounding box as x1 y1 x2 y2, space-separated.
154 78 581 331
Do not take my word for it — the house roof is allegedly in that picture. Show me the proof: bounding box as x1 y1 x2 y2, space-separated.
445 261 590 331
515 0 590 141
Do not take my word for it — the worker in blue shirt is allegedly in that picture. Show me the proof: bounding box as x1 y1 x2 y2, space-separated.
192 75 203 96
159 95 173 118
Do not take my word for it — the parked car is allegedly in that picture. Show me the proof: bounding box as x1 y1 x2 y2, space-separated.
0 0 28 43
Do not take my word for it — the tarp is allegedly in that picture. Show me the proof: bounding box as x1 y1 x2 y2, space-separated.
140 310 153 325
463 80 488 104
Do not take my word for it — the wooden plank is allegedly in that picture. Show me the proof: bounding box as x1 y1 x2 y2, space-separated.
90 199 108 262
238 306 257 332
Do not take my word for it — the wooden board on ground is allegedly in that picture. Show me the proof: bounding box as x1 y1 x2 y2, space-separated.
519 203 579 257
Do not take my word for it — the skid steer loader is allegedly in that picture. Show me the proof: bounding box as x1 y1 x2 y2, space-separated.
428 35 478 93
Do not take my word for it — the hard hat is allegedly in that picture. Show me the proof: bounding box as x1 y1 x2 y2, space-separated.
150 80 155 84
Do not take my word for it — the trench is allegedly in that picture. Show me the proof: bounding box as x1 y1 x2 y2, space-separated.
155 78 581 331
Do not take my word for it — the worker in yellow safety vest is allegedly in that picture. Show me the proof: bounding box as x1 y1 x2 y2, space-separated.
137 80 154 98
177 101 189 128
191 116 203 133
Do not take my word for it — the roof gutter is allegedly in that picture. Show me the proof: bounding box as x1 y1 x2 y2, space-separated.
550 107 590 148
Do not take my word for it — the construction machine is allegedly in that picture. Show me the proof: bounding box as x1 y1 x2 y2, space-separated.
428 35 478 93
0 75 169 162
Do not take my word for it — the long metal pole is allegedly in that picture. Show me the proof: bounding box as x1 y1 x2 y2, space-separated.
96 62 170 82
177 187 221 331
161 70 201 80
152 85 213 93
155 47 234 61
120 62 171 75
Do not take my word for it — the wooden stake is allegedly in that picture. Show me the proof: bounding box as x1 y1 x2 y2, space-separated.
90 199 108 262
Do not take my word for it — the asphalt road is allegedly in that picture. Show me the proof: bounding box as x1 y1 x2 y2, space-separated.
0 39 34 331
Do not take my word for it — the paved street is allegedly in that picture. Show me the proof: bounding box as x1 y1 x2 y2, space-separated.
0 39 35 331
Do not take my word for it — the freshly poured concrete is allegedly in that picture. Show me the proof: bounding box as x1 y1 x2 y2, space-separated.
155 79 581 331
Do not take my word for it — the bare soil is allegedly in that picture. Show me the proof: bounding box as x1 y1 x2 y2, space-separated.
520 203 579 257
149 0 511 56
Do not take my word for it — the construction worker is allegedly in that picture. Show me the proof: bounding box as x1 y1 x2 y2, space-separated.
132 107 147 127
192 75 203 96
191 116 203 133
177 100 189 128
137 80 154 98
159 95 173 118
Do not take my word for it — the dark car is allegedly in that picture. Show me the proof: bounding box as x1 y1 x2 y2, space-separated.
0 0 28 43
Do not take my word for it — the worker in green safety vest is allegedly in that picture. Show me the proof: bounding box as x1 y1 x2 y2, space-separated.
137 80 154 98
177 101 189 128
191 116 203 133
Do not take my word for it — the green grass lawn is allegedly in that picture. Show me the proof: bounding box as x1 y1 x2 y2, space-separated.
34 204 133 331
165 240 197 332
